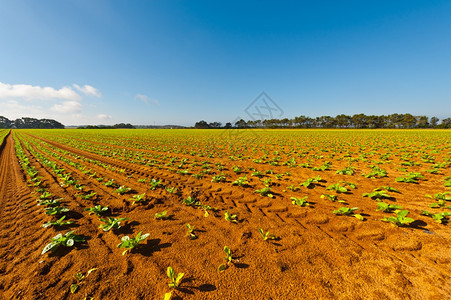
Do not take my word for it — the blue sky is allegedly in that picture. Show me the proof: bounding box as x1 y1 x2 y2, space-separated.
1 0 450 126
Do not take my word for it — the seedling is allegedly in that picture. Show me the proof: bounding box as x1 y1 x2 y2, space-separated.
286 184 299 191
259 228 276 241
42 215 74 228
291 196 309 207
218 246 233 272
104 179 118 187
154 210 169 220
149 179 164 190
128 193 146 204
167 266 184 288
85 205 109 216
301 176 321 189
362 190 392 201
255 187 273 198
421 210 451 223
115 185 131 195
41 231 85 254
77 192 97 200
40 191 53 200
335 166 356 175
99 217 128 231
232 176 249 187
374 186 400 193
224 211 238 223
44 206 70 215
165 186 178 194
381 210 415 227
333 207 363 220
211 174 226 182
326 183 348 193
320 193 345 203
38 198 63 207
185 224 197 239
376 202 403 212
117 231 150 255
182 196 198 206
396 172 424 183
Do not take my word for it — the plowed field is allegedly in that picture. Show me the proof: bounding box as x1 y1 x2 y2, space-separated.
0 129 450 299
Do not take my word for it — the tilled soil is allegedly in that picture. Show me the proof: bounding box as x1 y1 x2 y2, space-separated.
0 130 450 299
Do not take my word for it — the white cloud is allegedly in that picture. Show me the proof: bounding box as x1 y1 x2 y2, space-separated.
73 84 102 97
0 82 80 101
97 114 113 120
51 101 83 114
135 93 159 106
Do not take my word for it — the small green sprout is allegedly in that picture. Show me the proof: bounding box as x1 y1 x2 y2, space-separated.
85 205 109 216
44 206 70 216
333 207 363 220
167 266 184 288
320 193 345 203
381 210 415 227
99 217 128 232
149 179 164 190
376 202 403 212
128 193 146 204
218 246 233 272
291 196 309 207
185 224 197 240
41 231 85 255
258 228 276 241
232 176 249 187
115 185 131 195
326 183 348 193
117 231 150 255
42 216 74 228
254 187 273 198
224 211 238 223
421 210 451 224
154 211 169 220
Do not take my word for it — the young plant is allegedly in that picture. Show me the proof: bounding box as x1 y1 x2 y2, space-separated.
224 211 238 223
232 176 249 187
421 210 451 224
128 193 146 204
291 196 309 207
362 190 392 201
301 176 321 189
396 172 424 183
117 231 150 255
374 186 400 193
149 179 164 190
218 246 233 272
44 206 70 216
254 187 273 198
115 185 131 195
320 194 345 203
42 215 74 228
41 231 85 254
381 210 415 227
326 183 348 193
333 207 363 220
165 186 178 194
99 217 128 232
167 266 184 288
211 174 226 182
77 192 97 200
38 198 63 207
259 228 276 241
85 205 109 216
185 224 197 239
376 202 403 212
335 166 356 175
154 210 169 220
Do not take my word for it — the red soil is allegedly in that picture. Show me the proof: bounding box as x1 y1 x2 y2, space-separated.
0 131 450 299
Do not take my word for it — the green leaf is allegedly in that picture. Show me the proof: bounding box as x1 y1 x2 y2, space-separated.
70 284 79 294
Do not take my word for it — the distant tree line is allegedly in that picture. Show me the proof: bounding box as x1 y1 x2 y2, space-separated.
77 123 135 129
195 113 451 129
0 116 64 129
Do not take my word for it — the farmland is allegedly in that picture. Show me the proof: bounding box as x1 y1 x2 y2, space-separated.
0 128 450 299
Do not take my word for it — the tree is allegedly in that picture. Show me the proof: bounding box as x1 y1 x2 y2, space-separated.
224 122 232 129
194 120 210 129
430 117 439 127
